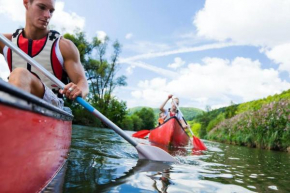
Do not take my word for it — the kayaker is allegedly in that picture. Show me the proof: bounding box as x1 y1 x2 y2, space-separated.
0 0 89 110
158 111 166 125
160 94 189 130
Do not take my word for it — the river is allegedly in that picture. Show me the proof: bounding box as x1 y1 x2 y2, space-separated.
63 125 290 193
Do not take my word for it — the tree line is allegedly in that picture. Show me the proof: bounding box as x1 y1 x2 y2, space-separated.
64 31 156 130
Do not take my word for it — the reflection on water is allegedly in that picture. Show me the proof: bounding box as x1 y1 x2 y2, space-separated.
64 125 290 193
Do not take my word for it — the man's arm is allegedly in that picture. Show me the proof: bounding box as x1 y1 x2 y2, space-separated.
59 38 89 100
176 109 189 130
0 34 12 55
160 94 172 112
179 117 189 130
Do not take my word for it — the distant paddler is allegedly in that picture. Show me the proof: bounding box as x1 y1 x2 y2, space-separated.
160 94 189 130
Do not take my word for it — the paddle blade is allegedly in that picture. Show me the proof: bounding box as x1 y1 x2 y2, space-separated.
193 136 207 151
132 130 150 139
136 143 176 162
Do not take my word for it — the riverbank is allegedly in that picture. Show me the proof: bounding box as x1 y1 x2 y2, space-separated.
206 99 290 152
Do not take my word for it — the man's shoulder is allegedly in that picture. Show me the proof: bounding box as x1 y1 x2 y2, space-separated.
58 37 79 60
59 37 75 48
0 34 13 53
59 38 77 53
3 34 12 40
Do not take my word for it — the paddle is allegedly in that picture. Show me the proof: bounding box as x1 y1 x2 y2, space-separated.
171 98 207 151
132 130 150 138
0 34 176 162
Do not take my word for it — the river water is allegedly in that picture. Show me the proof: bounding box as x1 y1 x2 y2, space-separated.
63 125 290 193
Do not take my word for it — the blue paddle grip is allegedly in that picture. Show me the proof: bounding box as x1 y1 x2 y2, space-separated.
76 96 95 112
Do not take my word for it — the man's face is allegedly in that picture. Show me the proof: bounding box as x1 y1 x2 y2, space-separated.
25 0 55 30
171 99 179 110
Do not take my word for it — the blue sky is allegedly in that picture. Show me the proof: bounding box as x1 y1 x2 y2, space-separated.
1 0 290 110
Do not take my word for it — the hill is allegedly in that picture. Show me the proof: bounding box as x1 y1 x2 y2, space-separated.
195 89 290 152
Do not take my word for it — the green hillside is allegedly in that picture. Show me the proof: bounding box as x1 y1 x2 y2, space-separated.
194 89 290 152
128 106 204 121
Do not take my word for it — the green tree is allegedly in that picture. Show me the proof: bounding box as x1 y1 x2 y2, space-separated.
119 116 133 131
134 108 155 130
64 31 128 127
100 96 127 127
131 114 143 131
224 101 238 119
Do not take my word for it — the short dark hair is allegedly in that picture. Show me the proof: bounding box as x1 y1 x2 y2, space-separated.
29 0 56 3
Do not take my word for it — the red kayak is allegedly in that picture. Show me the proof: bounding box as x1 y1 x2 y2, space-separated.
0 80 73 193
149 117 190 147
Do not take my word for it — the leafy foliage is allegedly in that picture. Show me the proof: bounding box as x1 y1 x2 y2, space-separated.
207 99 290 151
192 89 290 151
64 31 127 127
119 108 156 131
188 120 201 137
134 108 156 130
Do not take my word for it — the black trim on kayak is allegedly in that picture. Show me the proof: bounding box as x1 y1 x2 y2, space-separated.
150 116 190 137
0 80 73 121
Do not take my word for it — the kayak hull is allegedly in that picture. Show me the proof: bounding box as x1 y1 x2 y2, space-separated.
0 80 73 193
149 117 190 147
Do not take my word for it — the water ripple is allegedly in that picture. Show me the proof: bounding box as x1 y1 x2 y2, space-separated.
64 126 290 193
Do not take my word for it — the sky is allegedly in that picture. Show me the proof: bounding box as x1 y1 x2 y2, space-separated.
1 0 290 110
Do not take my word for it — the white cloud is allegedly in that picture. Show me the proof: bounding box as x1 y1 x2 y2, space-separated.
138 78 167 89
0 1 85 33
125 33 133 39
122 61 178 78
129 78 169 108
121 42 238 63
0 0 25 21
126 65 135 75
168 57 185 69
264 43 290 75
51 2 85 33
129 57 290 109
194 0 290 47
124 41 172 55
96 31 107 43
0 56 9 81
131 90 142 99
194 0 290 77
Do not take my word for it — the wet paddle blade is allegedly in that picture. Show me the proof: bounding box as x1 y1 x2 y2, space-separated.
193 136 207 151
132 130 150 139
136 143 176 162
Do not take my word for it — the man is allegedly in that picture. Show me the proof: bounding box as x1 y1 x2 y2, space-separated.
160 94 189 130
0 0 88 109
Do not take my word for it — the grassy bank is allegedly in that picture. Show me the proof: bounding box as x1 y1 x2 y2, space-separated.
206 99 290 151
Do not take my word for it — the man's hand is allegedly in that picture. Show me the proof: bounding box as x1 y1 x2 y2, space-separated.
168 94 173 99
60 82 82 100
184 124 189 130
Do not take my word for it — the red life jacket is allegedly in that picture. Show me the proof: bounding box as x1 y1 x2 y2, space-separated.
3 28 69 94
165 108 179 120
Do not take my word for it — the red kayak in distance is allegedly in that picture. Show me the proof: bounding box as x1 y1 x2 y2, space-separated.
149 117 190 147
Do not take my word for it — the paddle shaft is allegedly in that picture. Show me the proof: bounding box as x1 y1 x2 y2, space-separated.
172 98 207 150
0 34 138 147
171 99 195 137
